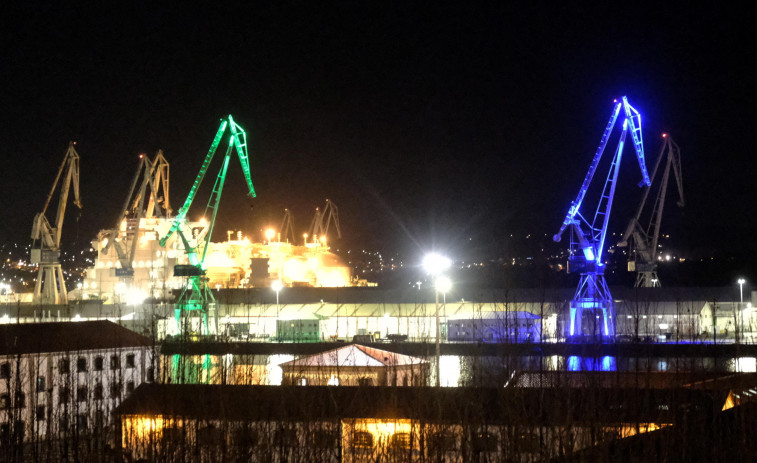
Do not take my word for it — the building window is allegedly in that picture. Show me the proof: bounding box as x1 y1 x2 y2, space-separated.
76 414 88 431
77 386 87 402
95 410 105 429
94 383 104 400
126 381 135 394
94 356 104 371
472 432 498 453
0 362 10 379
309 430 339 449
126 354 136 368
110 355 120 370
14 392 25 408
36 376 46 392
353 431 374 449
429 431 457 453
110 383 122 399
76 357 87 373
59 416 69 433
390 432 412 451
36 405 46 421
59 359 70 374
59 387 70 403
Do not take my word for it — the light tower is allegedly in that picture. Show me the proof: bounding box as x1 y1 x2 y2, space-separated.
553 97 651 339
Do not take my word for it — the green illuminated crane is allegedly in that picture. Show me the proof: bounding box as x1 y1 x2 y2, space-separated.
160 115 256 336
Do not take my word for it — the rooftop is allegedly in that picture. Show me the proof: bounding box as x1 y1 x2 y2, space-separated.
278 344 427 368
0 320 152 355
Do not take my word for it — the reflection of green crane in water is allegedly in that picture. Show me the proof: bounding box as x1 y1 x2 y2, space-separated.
160 115 256 336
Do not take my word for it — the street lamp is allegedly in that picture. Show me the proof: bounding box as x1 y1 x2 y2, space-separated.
423 253 451 387
272 280 283 337
738 278 746 306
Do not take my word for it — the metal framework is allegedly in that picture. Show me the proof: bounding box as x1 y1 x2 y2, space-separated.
618 134 684 287
553 97 651 338
307 199 341 244
101 150 172 277
159 115 256 336
31 142 82 304
279 208 296 243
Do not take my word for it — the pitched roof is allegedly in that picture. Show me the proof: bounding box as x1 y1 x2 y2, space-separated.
278 344 426 368
0 321 152 355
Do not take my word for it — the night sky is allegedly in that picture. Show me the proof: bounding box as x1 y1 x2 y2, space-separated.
2 3 755 268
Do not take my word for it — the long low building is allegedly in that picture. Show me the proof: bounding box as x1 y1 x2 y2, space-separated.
3 287 755 342
114 383 734 462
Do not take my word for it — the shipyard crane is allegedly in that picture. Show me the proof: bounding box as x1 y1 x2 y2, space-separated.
100 150 172 277
159 115 256 335
279 208 296 243
553 97 651 338
31 142 82 304
307 199 341 244
618 134 684 287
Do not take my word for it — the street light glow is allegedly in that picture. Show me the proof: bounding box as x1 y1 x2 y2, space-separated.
423 253 451 275
271 280 283 293
436 275 452 293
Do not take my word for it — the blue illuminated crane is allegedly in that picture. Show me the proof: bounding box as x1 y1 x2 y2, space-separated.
159 115 256 336
553 97 651 338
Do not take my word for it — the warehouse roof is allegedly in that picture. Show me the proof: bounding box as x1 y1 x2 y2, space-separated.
0 321 151 355
115 384 727 425
278 344 426 368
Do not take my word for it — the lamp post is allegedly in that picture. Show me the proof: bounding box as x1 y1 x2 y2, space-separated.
423 253 451 387
272 280 283 338
738 278 746 307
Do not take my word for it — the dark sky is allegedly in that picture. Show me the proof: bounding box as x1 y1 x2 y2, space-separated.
2 3 755 263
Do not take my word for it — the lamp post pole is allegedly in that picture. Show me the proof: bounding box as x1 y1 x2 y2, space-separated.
435 287 440 387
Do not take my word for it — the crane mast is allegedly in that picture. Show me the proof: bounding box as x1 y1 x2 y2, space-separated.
100 150 172 277
160 115 256 336
31 142 82 304
279 208 296 243
553 97 651 338
618 134 684 287
307 199 341 244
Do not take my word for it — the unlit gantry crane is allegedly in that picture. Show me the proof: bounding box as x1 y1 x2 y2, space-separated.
279 208 296 243
553 97 651 338
100 150 172 277
307 199 341 245
31 142 82 305
618 134 684 287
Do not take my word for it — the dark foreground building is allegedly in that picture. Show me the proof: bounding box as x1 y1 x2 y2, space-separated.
113 383 749 462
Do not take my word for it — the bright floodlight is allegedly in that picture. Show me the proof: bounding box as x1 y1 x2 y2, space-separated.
436 275 452 293
271 280 283 293
265 228 276 242
738 278 746 285
423 253 451 275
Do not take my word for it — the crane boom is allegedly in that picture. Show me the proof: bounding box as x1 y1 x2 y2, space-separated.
31 142 82 304
618 134 684 287
552 97 650 338
101 151 172 276
161 115 257 336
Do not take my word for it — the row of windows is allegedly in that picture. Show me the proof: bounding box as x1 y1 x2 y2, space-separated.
1 354 137 380
59 354 136 373
59 381 135 402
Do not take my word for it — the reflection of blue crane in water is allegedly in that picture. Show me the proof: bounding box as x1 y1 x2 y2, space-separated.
553 97 651 338
160 115 256 336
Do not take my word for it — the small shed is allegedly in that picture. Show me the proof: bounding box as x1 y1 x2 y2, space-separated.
279 344 428 386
